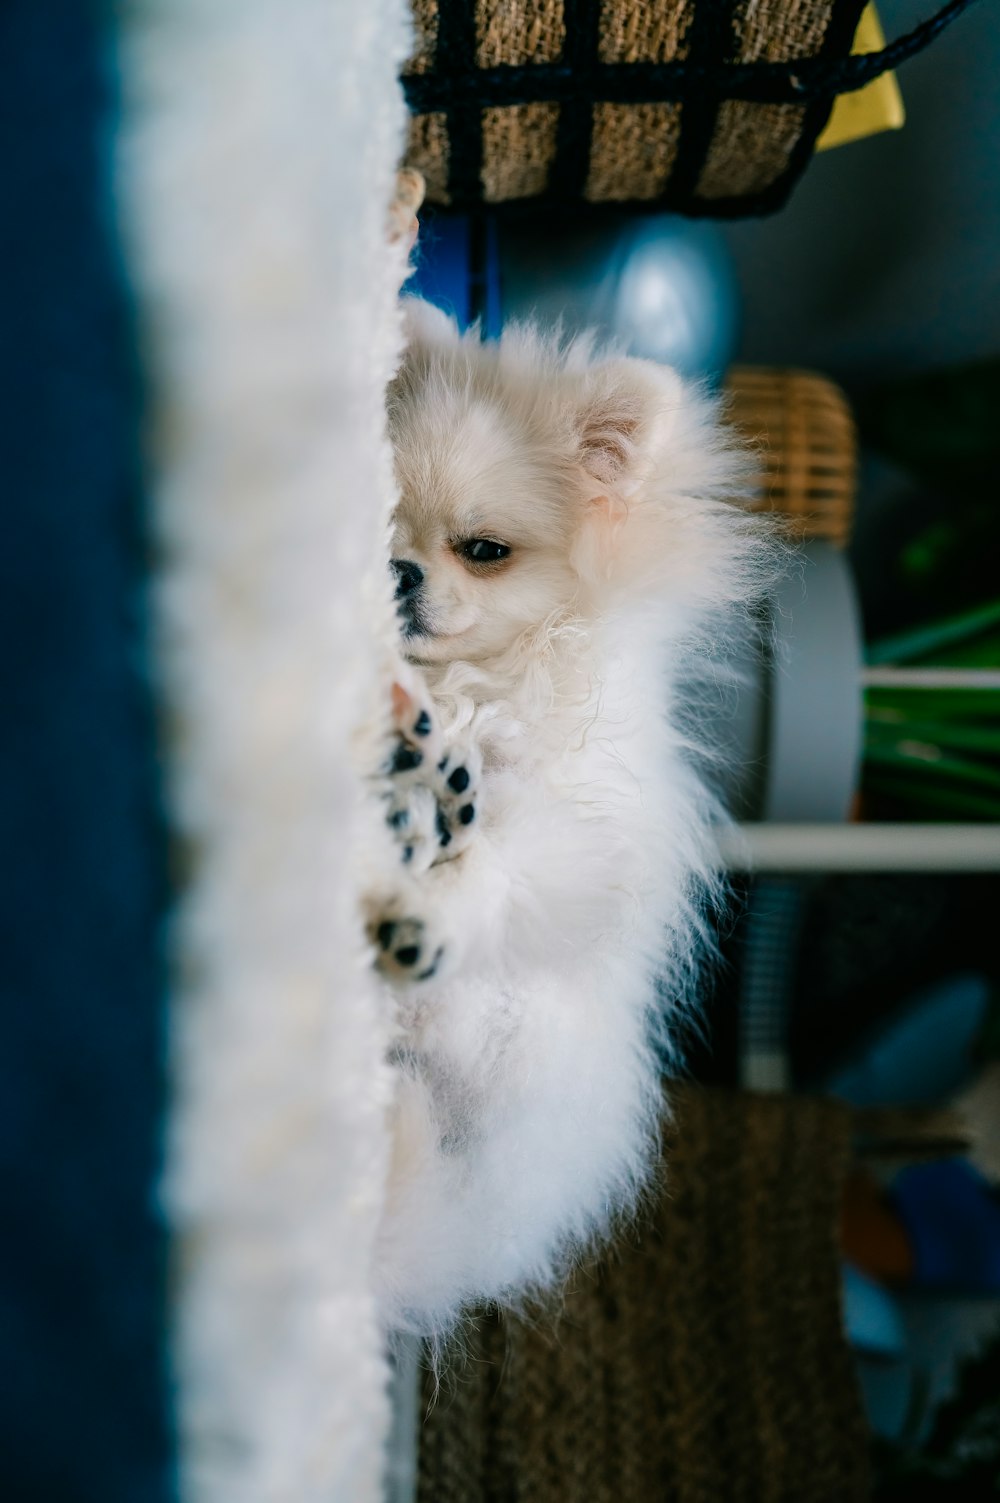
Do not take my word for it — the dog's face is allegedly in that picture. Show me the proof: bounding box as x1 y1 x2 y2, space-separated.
387 369 582 665
387 302 714 668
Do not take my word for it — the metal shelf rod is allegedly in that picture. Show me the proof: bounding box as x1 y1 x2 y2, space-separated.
719 823 1000 873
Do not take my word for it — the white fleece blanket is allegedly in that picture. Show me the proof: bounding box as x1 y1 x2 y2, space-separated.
116 3 411 1498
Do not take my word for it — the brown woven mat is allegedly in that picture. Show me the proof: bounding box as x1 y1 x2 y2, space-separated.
418 1086 870 1502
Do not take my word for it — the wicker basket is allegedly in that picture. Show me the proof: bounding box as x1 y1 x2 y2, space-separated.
402 0 975 217
726 365 858 546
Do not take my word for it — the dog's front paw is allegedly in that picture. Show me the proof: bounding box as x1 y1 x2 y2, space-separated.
434 741 480 858
382 684 480 874
371 913 446 985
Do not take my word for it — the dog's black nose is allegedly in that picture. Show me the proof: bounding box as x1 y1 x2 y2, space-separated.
392 559 423 599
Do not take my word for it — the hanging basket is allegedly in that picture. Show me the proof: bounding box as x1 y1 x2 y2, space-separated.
402 0 978 217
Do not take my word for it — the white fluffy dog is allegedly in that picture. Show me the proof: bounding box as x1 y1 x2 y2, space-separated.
369 299 769 1339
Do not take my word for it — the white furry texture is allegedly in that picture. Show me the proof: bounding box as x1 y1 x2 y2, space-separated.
372 306 774 1339
116 3 410 1498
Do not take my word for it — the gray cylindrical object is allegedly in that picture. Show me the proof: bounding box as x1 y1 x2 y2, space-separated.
711 541 863 825
761 541 863 823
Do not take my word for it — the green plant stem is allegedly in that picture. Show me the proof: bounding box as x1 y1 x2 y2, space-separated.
866 597 1000 667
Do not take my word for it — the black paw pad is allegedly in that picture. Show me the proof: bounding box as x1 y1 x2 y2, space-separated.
458 803 475 825
447 766 470 793
390 740 423 774
435 806 452 848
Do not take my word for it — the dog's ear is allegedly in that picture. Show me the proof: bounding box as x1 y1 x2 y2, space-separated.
570 359 684 584
574 359 682 493
400 296 460 352
392 297 461 391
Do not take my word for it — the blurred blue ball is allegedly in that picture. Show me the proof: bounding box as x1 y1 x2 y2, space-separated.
499 214 741 385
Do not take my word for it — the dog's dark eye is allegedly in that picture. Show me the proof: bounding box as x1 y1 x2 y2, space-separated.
458 539 511 565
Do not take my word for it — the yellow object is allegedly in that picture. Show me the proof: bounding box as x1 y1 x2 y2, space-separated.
816 4 905 151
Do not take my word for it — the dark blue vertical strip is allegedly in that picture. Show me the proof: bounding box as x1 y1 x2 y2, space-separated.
0 4 173 1500
481 214 503 340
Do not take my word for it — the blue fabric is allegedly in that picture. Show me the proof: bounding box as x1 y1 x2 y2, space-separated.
0 3 172 1497
408 212 474 328
892 1159 1000 1295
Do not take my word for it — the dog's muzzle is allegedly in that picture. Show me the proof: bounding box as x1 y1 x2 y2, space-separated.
392 558 427 637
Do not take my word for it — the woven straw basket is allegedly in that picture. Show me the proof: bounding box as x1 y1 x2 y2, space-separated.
726 366 857 545
402 0 973 216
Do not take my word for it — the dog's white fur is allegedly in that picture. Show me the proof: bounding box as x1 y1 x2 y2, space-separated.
373 300 771 1339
